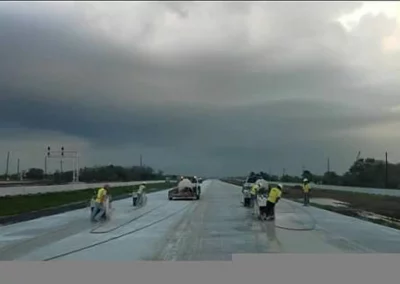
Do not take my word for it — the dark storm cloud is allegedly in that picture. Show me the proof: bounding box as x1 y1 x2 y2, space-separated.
1 1 400 176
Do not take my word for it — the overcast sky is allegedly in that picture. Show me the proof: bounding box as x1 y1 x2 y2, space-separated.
1 1 400 177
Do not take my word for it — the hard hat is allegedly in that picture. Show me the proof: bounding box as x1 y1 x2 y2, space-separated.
277 184 283 189
303 178 308 182
141 182 146 185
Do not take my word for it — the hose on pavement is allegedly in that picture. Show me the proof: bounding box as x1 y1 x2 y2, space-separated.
43 203 192 261
90 198 166 234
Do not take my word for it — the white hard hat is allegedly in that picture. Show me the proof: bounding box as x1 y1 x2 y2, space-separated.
277 184 283 189
142 181 146 185
303 178 308 182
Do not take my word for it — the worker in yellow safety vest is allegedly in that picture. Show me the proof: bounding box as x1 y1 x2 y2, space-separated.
265 184 283 220
250 183 260 208
91 184 110 222
302 178 311 206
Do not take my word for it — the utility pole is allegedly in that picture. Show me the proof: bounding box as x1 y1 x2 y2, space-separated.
46 146 79 183
5 151 10 178
76 155 80 182
140 154 143 167
17 158 20 180
44 155 48 179
385 152 388 188
327 157 330 173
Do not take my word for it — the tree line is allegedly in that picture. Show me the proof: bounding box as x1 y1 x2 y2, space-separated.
1 165 168 184
244 156 400 189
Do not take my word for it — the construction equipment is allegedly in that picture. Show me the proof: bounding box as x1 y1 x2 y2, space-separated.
168 176 201 200
132 191 147 207
242 187 252 207
90 195 112 222
254 187 269 221
242 173 260 193
242 176 268 207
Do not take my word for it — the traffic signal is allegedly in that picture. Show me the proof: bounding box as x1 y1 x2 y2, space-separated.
61 146 64 156
47 146 51 157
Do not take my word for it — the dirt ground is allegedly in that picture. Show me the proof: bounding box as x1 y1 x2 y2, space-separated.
283 187 400 218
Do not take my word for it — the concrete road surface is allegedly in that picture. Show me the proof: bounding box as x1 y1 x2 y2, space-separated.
1 180 400 261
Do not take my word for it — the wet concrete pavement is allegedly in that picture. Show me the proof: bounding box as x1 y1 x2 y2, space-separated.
1 180 400 260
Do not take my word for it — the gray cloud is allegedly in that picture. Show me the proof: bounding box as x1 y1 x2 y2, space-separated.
1 1 400 176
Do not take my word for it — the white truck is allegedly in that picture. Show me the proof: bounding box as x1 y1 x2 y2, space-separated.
168 176 201 200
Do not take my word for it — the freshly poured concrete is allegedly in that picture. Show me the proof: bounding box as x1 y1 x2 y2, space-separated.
1 180 400 261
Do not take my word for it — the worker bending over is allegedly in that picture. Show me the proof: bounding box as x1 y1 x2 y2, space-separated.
265 184 283 221
302 179 311 206
91 184 110 222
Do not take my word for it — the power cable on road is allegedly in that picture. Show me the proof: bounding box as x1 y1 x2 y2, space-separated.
89 200 168 234
43 203 193 261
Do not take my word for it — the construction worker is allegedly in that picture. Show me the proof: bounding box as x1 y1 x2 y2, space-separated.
302 178 311 206
265 183 282 220
91 184 110 222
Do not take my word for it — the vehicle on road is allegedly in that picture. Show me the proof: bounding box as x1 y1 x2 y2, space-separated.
242 174 267 207
168 176 201 200
242 174 260 192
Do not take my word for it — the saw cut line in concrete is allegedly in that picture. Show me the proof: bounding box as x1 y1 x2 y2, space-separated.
42 202 194 261
89 202 169 234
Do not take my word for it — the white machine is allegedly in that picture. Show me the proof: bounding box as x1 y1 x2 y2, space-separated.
253 184 269 220
90 195 112 222
132 191 147 207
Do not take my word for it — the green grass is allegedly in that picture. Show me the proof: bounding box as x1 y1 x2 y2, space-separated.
0 182 169 217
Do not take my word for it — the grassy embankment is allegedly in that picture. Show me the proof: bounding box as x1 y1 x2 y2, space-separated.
0 182 170 219
221 179 400 230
